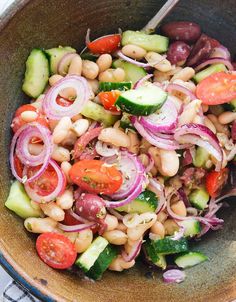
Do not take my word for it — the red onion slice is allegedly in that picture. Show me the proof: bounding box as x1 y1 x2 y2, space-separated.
163 269 186 283
210 45 231 60
24 159 66 203
167 83 196 101
194 57 234 72
58 221 96 232
116 51 150 68
57 53 78 76
95 141 119 157
145 153 154 173
148 178 166 214
171 226 185 240
133 74 153 89
108 208 124 221
68 208 90 224
43 75 90 120
121 239 142 262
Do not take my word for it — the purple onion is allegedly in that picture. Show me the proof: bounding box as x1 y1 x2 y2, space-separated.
163 269 186 283
194 57 233 72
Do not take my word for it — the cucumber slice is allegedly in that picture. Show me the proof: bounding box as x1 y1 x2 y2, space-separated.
193 147 210 168
120 113 135 130
193 64 227 83
116 190 158 213
175 251 208 268
22 49 49 98
80 52 99 61
85 245 118 280
99 82 132 92
115 83 167 116
5 181 42 219
189 187 209 210
178 219 201 238
76 236 108 272
149 237 189 255
113 59 147 84
45 46 76 74
81 100 119 126
144 241 167 269
122 31 169 53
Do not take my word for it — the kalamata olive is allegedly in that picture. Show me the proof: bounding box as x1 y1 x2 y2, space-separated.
187 34 220 66
161 21 201 43
167 41 191 65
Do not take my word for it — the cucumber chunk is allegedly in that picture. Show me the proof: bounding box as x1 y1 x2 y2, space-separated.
144 241 167 269
113 59 147 84
99 82 132 92
178 219 201 238
80 52 99 61
193 147 210 168
148 237 189 255
193 64 227 83
81 100 119 126
122 31 169 53
120 113 135 130
76 236 108 272
22 49 49 98
5 181 42 219
45 46 76 74
115 83 167 116
85 245 118 280
116 190 158 213
189 187 209 210
175 251 208 268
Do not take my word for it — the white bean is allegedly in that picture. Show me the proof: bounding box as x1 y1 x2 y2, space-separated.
171 200 187 217
138 153 149 168
24 217 57 233
103 230 128 245
159 149 179 177
60 130 77 146
218 111 236 125
53 117 72 144
156 211 168 223
204 117 217 134
68 55 82 75
49 119 59 131
71 119 89 136
59 87 76 100
140 138 152 153
87 79 99 94
82 60 99 80
40 202 65 222
171 67 195 82
164 219 179 235
96 54 112 72
122 44 146 60
61 161 72 184
20 111 38 122
146 52 172 72
71 113 83 122
51 145 70 162
109 255 135 271
202 104 209 113
148 146 161 167
98 68 125 83
207 114 230 136
116 222 127 232
75 229 93 253
104 214 119 231
56 187 74 210
127 216 156 241
173 79 196 93
150 221 165 239
98 128 130 148
28 143 44 156
178 99 202 126
49 74 63 86
127 131 140 154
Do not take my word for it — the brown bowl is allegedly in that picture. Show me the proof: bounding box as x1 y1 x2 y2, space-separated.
1 0 236 301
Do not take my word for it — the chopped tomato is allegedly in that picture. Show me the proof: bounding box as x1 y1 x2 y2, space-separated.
13 155 23 178
36 233 77 269
87 34 121 54
196 72 236 105
69 160 123 195
26 163 66 197
98 90 120 112
205 168 229 197
56 96 73 107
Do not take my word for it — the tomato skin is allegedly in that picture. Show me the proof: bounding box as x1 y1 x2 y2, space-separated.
196 72 236 105
13 155 23 178
69 160 123 195
87 34 121 54
36 233 77 269
98 91 120 112
56 96 73 107
206 168 229 197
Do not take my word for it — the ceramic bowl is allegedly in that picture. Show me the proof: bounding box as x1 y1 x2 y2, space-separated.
0 0 236 301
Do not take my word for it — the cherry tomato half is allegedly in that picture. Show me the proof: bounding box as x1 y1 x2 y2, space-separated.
69 160 123 195
36 233 77 269
13 154 23 178
205 167 229 197
98 90 120 112
196 72 236 105
87 34 121 54
56 96 74 107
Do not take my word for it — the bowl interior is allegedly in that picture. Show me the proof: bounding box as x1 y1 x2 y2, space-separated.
0 0 236 301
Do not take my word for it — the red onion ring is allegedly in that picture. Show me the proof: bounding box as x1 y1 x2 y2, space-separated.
85 28 91 45
194 57 234 72
167 83 196 101
68 208 90 224
57 53 78 76
24 159 66 203
43 75 90 120
148 178 166 214
116 50 150 68
95 141 119 157
145 153 154 173
10 123 53 183
108 209 124 221
163 269 186 283
210 45 231 60
133 74 153 89
171 226 185 241
58 221 96 232
121 239 142 262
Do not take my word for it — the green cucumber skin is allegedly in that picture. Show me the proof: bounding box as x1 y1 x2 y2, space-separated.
178 219 201 238
99 82 132 92
193 64 227 83
122 31 169 53
175 251 208 268
116 190 158 213
144 242 167 269
22 49 49 98
193 147 210 168
85 245 118 280
5 181 42 219
189 187 209 210
148 237 189 255
224 99 236 112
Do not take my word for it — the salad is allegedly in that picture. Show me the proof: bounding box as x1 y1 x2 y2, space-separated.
6 20 236 283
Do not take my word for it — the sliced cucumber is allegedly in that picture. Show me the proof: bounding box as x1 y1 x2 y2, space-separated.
80 52 99 62
193 147 210 168
116 190 158 213
120 113 135 130
99 81 132 92
149 237 189 255
193 64 227 83
115 83 167 116
189 187 209 210
178 219 201 238
76 236 108 272
122 31 169 53
45 46 76 74
22 49 49 98
113 59 147 84
175 251 208 268
81 100 119 126
85 245 118 280
5 181 42 219
144 241 167 269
